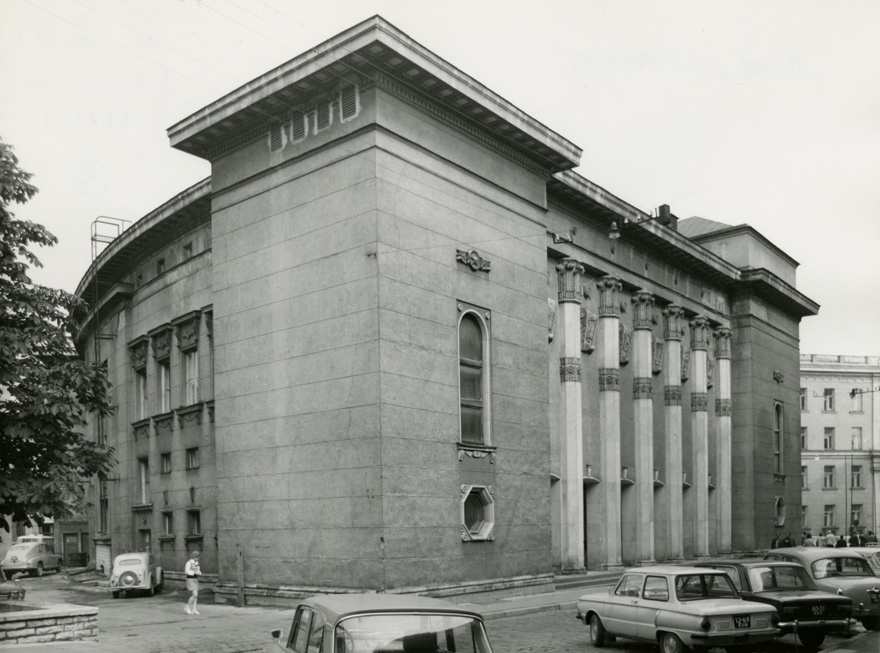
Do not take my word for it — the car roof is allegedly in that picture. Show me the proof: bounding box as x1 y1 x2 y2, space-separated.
694 559 802 569
301 594 484 622
114 551 150 561
769 547 868 561
617 565 731 575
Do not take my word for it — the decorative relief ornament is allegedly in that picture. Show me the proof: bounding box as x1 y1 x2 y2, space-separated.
716 398 732 416
681 346 691 383
619 324 632 366
151 327 173 361
707 352 715 390
631 290 655 329
663 305 685 341
773 370 785 384
559 357 581 382
599 368 620 392
580 308 599 354
651 335 664 375
556 258 584 302
691 392 709 412
456 249 491 272
633 377 653 399
689 315 711 350
714 327 732 359
597 275 622 316
130 339 148 370
664 385 682 406
547 298 558 342
177 316 200 351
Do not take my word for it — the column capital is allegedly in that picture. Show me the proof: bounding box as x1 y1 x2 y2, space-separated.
716 398 732 416
599 368 621 392
597 275 622 316
556 258 585 303
663 305 685 340
714 327 732 359
559 357 582 382
633 377 653 399
689 315 711 350
631 289 655 330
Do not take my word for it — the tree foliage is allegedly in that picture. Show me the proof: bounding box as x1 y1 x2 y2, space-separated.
0 137 114 531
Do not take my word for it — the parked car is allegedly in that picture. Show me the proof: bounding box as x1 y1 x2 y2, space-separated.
109 551 163 598
693 559 852 648
765 547 880 630
1 537 63 578
263 594 494 653
575 565 779 653
848 547 880 574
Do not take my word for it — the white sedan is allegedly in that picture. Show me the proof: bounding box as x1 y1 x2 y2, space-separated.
576 565 779 653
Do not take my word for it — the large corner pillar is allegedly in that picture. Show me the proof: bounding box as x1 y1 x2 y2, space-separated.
597 275 624 570
632 290 656 565
690 315 711 558
556 259 586 572
714 327 733 553
663 305 685 561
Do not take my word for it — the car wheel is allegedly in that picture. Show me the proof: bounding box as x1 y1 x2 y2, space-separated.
35 562 44 577
798 630 826 648
861 616 880 631
148 578 155 597
589 614 606 647
660 632 686 653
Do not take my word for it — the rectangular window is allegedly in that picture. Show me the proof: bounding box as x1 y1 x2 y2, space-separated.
184 349 199 405
163 511 173 536
801 505 807 526
186 448 200 470
852 427 863 450
459 307 490 445
98 476 109 533
823 466 835 489
773 403 783 474
135 272 143 288
801 427 807 450
801 466 808 489
852 465 862 488
187 510 201 536
135 368 148 420
183 242 193 259
161 453 172 474
852 504 862 528
158 360 171 413
138 457 150 504
823 388 835 412
138 529 151 550
823 427 835 450
823 505 835 528
157 258 165 275
800 387 807 411
851 390 863 412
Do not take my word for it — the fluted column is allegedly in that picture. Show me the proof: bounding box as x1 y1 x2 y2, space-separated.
556 259 586 572
663 305 685 561
690 316 711 558
714 328 733 553
632 290 656 564
597 275 624 570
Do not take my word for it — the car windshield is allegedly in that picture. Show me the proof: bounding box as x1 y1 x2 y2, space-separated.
675 574 739 601
335 614 493 653
812 557 873 578
748 565 814 591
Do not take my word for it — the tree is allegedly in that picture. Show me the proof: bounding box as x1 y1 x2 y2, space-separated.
0 137 114 531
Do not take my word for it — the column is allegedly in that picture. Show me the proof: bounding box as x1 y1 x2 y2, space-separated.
556 259 585 572
714 327 733 553
597 275 624 570
632 290 656 564
690 315 711 558
663 305 685 561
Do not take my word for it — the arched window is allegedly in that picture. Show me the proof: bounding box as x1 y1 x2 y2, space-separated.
459 308 490 444
774 402 784 474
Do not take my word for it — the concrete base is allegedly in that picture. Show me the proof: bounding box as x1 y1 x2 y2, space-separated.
0 601 98 645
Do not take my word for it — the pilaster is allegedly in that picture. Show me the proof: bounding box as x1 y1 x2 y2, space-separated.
632 290 655 564
690 315 711 558
714 327 733 553
662 305 685 561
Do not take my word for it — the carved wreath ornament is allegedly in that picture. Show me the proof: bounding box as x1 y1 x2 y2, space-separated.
456 249 491 272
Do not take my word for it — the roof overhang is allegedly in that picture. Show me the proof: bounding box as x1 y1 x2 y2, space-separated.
168 15 581 173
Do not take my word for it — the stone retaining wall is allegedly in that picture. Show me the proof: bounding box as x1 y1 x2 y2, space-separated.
0 602 98 645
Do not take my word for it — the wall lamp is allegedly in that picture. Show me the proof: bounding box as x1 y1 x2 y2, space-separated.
609 204 674 240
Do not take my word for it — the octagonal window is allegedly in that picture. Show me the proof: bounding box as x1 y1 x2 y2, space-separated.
460 485 494 542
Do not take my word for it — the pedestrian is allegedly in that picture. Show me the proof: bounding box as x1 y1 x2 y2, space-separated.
867 531 877 544
824 531 836 547
781 532 793 547
184 550 202 615
835 535 847 548
770 534 780 549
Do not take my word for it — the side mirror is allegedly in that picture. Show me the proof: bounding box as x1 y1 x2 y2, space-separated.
271 629 284 640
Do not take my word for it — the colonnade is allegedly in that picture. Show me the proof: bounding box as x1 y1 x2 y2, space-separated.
556 259 733 570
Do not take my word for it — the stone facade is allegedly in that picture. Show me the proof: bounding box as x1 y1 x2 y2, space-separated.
73 17 818 602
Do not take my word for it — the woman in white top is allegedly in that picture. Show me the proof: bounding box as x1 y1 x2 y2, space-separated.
184 550 201 615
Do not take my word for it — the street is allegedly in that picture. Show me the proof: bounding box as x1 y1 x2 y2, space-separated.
3 571 877 653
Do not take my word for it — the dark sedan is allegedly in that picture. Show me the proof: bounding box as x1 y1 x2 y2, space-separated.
693 560 852 649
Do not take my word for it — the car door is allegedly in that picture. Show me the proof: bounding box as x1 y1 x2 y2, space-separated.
605 573 644 639
637 575 671 640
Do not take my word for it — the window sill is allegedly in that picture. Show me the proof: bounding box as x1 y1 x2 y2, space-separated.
157 535 175 542
457 442 496 463
132 418 151 439
176 403 203 425
184 534 204 542
153 412 174 432
131 503 154 512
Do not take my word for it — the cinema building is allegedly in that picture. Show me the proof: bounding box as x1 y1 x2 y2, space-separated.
74 16 818 602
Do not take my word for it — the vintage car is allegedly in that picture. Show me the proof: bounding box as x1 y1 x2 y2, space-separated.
693 559 852 648
109 551 163 598
765 547 880 630
1 536 63 578
575 565 779 653
263 594 494 653
848 547 880 574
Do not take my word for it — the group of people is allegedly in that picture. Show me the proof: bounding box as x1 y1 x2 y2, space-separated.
793 530 878 547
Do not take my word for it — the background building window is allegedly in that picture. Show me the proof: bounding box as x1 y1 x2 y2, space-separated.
183 349 199 405
773 403 783 474
823 466 835 489
135 368 148 420
851 465 862 488
851 504 862 529
801 427 807 450
851 427 863 450
187 510 201 536
161 453 172 474
799 387 807 411
851 390 863 412
801 466 808 489
186 448 199 470
138 457 150 504
823 388 835 412
823 428 835 450
98 476 108 533
156 258 165 275
824 505 835 528
162 511 173 536
158 360 171 413
459 309 490 444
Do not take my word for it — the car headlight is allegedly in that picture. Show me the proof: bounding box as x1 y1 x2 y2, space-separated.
700 618 711 631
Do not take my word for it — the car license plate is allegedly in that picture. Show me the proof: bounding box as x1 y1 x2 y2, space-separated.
811 604 825 615
734 615 751 629
870 591 880 604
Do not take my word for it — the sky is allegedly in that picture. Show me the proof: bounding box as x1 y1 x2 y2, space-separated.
1 0 878 356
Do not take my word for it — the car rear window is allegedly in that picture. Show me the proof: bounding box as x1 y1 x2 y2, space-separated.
118 559 143 566
6 545 30 553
